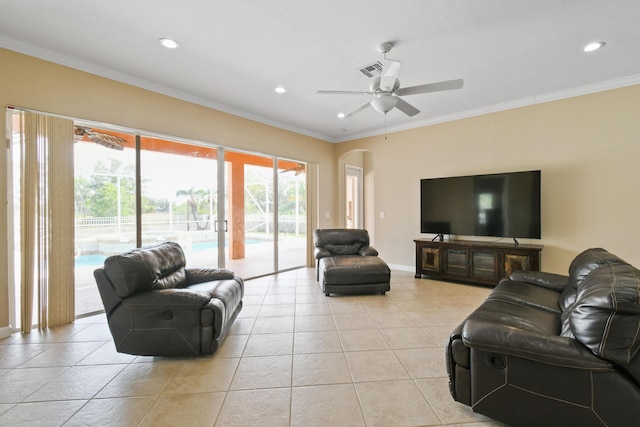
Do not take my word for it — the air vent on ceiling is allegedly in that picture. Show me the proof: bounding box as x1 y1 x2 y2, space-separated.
358 61 382 78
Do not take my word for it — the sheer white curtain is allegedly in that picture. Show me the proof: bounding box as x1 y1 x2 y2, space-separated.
18 110 75 332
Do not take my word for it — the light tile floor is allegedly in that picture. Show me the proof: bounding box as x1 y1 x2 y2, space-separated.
0 268 507 426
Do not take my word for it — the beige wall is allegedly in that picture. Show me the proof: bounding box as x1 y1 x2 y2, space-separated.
336 84 640 274
0 49 336 332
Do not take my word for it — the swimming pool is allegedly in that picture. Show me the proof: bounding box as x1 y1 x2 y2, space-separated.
75 254 107 267
75 239 261 267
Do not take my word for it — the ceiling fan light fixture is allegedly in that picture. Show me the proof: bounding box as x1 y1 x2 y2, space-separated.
583 41 605 52
274 86 287 94
337 112 346 118
159 38 180 49
371 95 398 114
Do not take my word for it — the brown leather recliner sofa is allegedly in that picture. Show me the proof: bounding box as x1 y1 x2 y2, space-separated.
446 248 640 426
94 241 243 356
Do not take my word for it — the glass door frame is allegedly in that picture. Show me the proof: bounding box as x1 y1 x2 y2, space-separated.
6 110 18 332
217 147 226 267
345 164 363 229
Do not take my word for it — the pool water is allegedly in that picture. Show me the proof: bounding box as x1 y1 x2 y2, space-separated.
75 254 106 267
75 239 261 267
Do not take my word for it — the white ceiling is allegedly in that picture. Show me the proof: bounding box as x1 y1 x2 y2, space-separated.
1 0 639 142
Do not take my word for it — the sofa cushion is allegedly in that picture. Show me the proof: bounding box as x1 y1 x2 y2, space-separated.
190 278 244 336
122 288 211 309
313 229 370 254
320 255 390 285
566 263 640 379
325 243 363 255
560 248 629 311
488 279 562 314
509 270 568 292
104 241 187 298
457 299 610 369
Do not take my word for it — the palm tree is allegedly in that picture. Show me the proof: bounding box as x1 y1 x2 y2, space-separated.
175 188 210 231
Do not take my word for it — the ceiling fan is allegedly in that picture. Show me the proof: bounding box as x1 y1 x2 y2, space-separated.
74 126 126 150
280 163 306 175
316 42 464 118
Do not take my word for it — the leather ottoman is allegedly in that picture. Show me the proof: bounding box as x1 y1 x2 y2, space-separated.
319 255 390 296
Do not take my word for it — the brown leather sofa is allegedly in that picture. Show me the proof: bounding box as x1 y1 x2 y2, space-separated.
314 229 390 296
446 248 640 426
94 241 243 356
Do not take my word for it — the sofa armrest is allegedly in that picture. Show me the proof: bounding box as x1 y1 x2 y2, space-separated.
359 245 379 256
186 268 235 284
122 288 212 310
94 268 123 315
509 271 568 292
314 247 331 260
462 318 613 370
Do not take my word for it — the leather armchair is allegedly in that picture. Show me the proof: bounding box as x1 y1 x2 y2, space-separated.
313 228 379 279
94 241 243 356
313 228 390 296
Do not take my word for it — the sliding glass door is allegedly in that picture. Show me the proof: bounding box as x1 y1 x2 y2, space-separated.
74 130 138 315
73 130 308 316
224 151 275 277
222 152 308 277
8 109 308 322
278 160 307 271
139 136 221 269
74 132 226 316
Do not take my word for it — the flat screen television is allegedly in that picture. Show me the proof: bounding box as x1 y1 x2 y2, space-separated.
420 170 541 239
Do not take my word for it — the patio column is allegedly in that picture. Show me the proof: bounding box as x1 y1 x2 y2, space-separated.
228 160 245 259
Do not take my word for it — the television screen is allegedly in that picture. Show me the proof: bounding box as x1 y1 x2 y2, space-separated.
420 170 541 239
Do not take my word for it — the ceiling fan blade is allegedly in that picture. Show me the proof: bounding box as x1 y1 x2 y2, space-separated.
380 59 401 92
394 97 420 117
395 78 464 96
316 90 373 95
344 101 371 117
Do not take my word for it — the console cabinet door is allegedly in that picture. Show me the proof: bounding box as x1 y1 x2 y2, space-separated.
445 248 469 278
470 250 499 283
420 246 441 273
502 251 540 278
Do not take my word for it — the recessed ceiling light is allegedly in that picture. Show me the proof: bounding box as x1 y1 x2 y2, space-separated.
159 38 180 49
274 86 287 94
583 41 605 53
337 113 346 118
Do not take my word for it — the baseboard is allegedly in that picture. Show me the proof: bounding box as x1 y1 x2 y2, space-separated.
388 263 414 272
0 326 14 340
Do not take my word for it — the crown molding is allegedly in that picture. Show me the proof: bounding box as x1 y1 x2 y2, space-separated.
336 74 640 143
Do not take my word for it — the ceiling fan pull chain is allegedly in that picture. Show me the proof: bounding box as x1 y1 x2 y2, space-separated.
384 113 388 140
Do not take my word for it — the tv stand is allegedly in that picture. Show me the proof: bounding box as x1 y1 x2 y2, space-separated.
414 239 542 286
432 233 445 242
